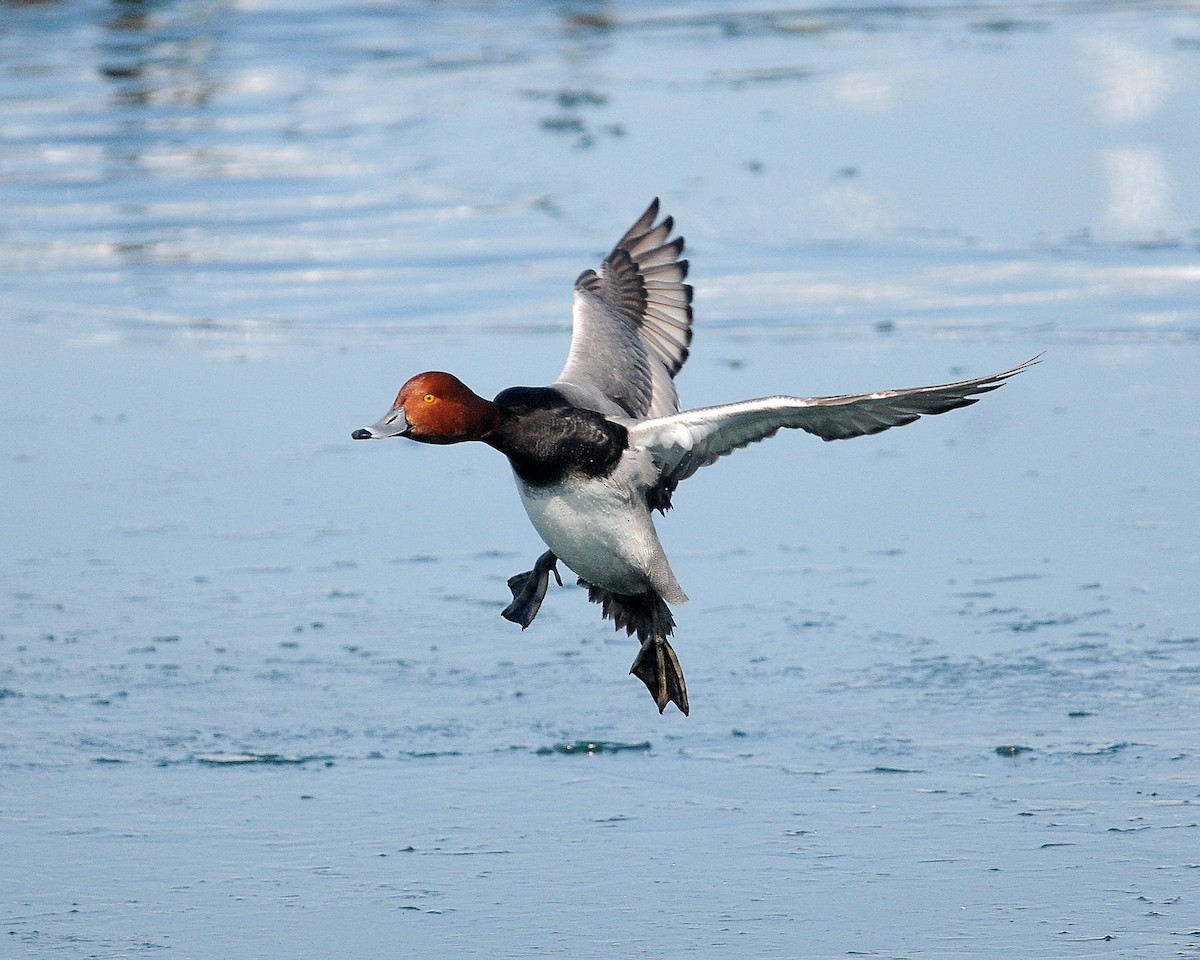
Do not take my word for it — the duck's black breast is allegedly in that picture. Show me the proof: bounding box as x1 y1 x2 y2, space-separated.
488 386 628 487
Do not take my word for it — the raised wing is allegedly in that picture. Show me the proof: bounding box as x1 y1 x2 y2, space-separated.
629 358 1038 486
554 199 694 420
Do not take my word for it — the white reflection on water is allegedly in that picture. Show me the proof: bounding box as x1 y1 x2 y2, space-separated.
4 0 1200 343
832 69 899 113
1100 145 1171 232
1085 34 1172 125
1084 33 1178 237
820 173 900 237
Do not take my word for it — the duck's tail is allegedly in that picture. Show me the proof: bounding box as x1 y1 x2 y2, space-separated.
581 581 689 716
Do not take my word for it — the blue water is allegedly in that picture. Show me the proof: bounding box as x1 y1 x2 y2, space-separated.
2 2 1199 957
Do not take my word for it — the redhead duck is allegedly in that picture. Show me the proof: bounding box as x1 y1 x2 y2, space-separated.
353 200 1035 715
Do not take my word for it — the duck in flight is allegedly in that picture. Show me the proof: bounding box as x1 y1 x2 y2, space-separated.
353 200 1035 715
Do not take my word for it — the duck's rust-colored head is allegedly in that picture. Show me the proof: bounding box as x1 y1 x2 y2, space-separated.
352 371 501 445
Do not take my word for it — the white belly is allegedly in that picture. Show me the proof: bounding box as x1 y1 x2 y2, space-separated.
514 467 686 603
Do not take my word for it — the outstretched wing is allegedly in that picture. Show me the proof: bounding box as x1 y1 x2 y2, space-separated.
629 358 1039 486
554 199 694 420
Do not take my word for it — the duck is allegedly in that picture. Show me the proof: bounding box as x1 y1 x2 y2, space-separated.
353 199 1035 715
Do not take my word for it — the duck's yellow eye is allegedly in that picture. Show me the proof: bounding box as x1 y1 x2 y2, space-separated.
423 393 435 403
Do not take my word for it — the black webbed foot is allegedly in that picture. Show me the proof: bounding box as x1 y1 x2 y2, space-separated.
580 583 689 716
629 634 690 716
500 550 561 629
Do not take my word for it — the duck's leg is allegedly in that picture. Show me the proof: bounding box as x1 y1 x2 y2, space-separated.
500 550 561 629
629 634 689 716
579 581 689 715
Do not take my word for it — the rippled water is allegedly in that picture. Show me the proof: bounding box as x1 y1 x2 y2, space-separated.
3 2 1199 958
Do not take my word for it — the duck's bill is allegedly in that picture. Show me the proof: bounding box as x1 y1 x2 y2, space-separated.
351 407 410 440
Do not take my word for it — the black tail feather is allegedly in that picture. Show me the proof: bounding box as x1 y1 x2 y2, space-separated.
581 580 689 715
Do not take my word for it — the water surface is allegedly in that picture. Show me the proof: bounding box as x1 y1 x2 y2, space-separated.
2 2 1199 957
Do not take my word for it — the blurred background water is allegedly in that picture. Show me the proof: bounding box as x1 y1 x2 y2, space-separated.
2 2 1199 958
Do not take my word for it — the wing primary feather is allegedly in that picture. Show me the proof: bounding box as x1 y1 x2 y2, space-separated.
632 239 686 268
614 199 659 247
644 280 693 294
642 261 690 281
646 291 692 309
647 318 692 336
557 201 696 418
626 218 673 254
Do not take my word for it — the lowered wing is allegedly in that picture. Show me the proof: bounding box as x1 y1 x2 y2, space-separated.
629 357 1039 486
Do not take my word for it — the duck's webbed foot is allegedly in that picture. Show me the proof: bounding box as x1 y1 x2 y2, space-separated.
580 582 690 716
629 634 690 716
500 550 561 629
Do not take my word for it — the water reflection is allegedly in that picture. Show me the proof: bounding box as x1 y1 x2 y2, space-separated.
98 0 223 108
1086 34 1171 125
2 11 1200 951
1084 34 1178 239
833 70 898 113
0 0 1197 342
1100 145 1170 233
